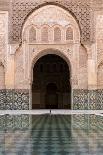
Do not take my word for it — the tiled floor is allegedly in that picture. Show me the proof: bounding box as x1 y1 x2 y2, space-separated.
0 114 103 155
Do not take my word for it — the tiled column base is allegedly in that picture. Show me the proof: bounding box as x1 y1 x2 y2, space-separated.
73 89 103 110
0 89 29 110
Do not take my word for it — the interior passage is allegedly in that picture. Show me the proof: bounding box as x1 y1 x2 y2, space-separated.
32 54 71 109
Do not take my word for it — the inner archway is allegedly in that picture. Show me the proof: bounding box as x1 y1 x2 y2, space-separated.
32 54 71 109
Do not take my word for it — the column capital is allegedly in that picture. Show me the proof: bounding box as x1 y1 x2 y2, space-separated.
9 44 19 55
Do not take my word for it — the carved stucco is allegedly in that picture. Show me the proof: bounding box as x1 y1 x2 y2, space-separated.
9 0 93 44
0 13 7 66
96 13 103 88
22 5 80 43
1 0 103 110
96 14 103 65
0 1 103 90
15 5 82 90
78 45 88 89
14 47 24 89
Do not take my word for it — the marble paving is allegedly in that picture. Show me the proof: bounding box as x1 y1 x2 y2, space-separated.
0 110 103 115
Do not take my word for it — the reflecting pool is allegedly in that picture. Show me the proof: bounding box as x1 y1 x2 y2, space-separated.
0 114 103 155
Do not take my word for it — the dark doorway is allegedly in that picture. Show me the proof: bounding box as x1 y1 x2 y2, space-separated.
32 54 71 109
45 83 58 109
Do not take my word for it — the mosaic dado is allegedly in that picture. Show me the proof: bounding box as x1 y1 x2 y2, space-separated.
0 90 6 110
9 0 92 43
73 89 88 110
0 89 103 110
73 89 103 110
0 89 29 110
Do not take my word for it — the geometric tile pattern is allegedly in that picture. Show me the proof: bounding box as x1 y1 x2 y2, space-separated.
0 89 29 110
0 115 103 155
96 89 103 110
73 89 103 110
13 90 29 110
73 89 88 110
6 90 14 110
0 89 103 110
88 90 96 110
0 90 6 110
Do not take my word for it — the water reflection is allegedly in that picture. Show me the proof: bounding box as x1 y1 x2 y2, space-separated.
0 114 103 154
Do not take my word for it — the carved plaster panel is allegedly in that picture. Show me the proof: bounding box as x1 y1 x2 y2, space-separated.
0 12 8 67
9 0 92 44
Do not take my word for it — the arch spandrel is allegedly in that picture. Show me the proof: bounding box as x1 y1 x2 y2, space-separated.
10 0 92 44
22 5 80 43
14 4 87 92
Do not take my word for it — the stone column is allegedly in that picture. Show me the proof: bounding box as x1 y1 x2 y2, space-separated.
85 43 97 89
5 44 19 89
88 59 97 89
85 43 97 109
72 43 80 89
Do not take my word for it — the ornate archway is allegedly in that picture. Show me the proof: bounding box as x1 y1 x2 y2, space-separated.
32 53 71 109
14 4 89 110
